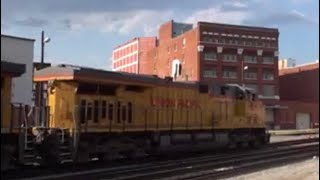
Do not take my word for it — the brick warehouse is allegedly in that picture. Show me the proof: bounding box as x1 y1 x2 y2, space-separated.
275 61 319 129
112 20 283 128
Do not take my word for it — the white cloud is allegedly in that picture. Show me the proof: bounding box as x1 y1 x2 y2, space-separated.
290 0 314 4
184 7 251 25
64 10 174 35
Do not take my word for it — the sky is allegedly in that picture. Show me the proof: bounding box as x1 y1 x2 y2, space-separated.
1 0 319 70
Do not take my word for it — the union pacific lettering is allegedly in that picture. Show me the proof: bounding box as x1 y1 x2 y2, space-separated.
150 97 199 108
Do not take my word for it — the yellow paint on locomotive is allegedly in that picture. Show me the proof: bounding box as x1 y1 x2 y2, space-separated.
46 80 266 133
48 81 77 129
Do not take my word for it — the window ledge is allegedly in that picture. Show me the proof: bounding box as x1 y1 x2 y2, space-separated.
258 95 280 100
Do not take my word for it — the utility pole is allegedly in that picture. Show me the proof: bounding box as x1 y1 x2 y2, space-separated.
38 31 45 126
38 30 50 126
241 59 248 87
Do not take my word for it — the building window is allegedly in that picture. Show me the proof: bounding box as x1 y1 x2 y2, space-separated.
263 56 274 64
263 85 275 96
263 69 274 80
246 41 252 46
182 38 186 48
244 71 257 80
204 52 217 61
182 54 185 64
223 68 237 79
219 38 226 44
265 42 271 48
244 55 257 63
271 42 277 48
172 60 182 78
203 69 217 78
203 36 209 42
223 54 237 62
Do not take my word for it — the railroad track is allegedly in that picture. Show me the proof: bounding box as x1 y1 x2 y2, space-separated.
3 138 319 180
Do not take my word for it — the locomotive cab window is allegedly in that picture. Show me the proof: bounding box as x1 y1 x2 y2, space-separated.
87 102 93 121
94 100 99 123
108 103 114 121
117 102 121 123
128 102 132 123
1 77 4 90
101 100 107 119
80 100 86 124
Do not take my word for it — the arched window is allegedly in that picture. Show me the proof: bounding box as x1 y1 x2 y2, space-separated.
172 59 182 79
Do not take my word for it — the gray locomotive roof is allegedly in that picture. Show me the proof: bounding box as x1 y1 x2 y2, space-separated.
225 83 256 93
34 64 199 88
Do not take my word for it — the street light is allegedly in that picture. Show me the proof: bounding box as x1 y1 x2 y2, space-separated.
241 59 248 87
39 30 50 127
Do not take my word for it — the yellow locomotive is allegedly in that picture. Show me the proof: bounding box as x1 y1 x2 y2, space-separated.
1 61 27 170
2 64 269 169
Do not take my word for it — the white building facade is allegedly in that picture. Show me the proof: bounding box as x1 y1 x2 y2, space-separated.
1 35 35 105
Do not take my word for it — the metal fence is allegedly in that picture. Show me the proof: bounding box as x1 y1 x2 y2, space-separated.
10 103 50 130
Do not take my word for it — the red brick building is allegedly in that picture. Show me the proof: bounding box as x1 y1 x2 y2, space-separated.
113 20 281 127
112 37 157 73
150 20 280 127
275 61 319 129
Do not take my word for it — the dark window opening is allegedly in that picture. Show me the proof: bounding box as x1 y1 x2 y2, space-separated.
87 103 92 121
77 83 98 94
199 84 208 93
122 106 127 122
220 86 227 96
252 94 256 101
99 84 117 95
94 100 99 123
108 103 113 121
80 100 86 124
101 101 106 118
236 90 245 100
128 102 132 123
1 77 4 90
125 85 146 93
117 102 121 123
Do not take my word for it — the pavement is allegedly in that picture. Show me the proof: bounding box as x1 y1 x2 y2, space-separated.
223 156 319 180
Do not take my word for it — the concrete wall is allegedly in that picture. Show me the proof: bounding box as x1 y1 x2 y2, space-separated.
1 35 34 105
